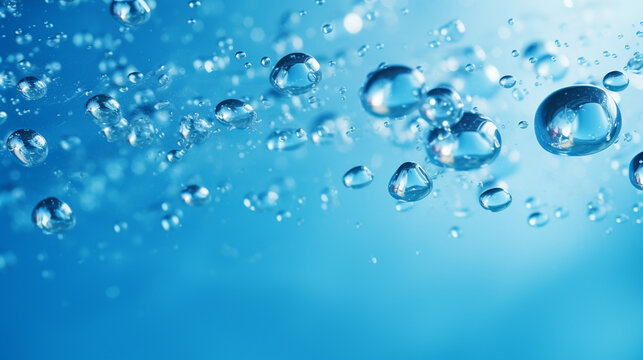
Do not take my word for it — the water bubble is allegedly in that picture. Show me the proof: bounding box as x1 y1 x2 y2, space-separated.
387 162 432 202
507 18 515 25
626 52 643 73
166 149 185 163
464 63 476 72
266 128 308 151
215 99 257 129
602 70 628 92
85 94 122 127
448 226 461 238
343 166 374 189
161 212 181 231
270 52 321 95
260 56 271 68
518 120 529 129
359 65 425 118
321 24 333 34
179 113 212 144
110 0 151 27
499 75 516 88
426 112 502 170
511 50 520 57
32 197 76 234
6 129 48 167
479 187 512 212
16 76 47 100
534 55 569 81
629 151 643 190
126 117 156 147
534 85 621 156
395 201 415 212
180 185 211 206
101 118 130 142
554 206 569 219
0 111 7 125
188 0 201 8
127 71 144 83
438 19 466 42
527 212 549 227
419 87 464 127
587 203 607 222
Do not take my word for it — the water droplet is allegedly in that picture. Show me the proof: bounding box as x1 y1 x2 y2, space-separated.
387 162 432 202
6 129 48 167
16 76 47 100
266 128 308 151
499 75 516 88
419 87 464 127
602 70 628 92
260 56 271 68
85 94 122 127
360 65 425 118
343 166 374 189
534 85 621 156
518 120 529 129
527 212 549 227
464 63 476 72
629 151 643 190
479 187 512 212
32 197 75 234
215 99 257 129
179 113 212 144
110 0 151 26
426 112 502 170
270 52 321 95
180 185 211 206
511 50 520 57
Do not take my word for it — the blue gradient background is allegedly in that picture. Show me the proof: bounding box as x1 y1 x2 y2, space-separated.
0 0 642 359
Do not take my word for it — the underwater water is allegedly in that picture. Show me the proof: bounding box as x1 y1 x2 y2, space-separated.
1 0 643 359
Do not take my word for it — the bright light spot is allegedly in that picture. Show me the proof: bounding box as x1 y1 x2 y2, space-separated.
343 13 363 34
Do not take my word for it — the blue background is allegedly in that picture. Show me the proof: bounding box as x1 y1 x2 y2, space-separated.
1 0 642 359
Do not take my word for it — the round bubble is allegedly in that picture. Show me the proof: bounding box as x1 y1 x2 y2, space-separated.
215 99 257 129
629 151 643 190
85 94 122 127
388 162 432 202
343 166 374 189
426 112 502 170
360 65 424 118
110 0 151 27
499 75 516 88
602 70 628 92
6 129 48 167
419 87 464 127
479 187 512 212
16 76 47 100
32 197 76 234
534 85 621 156
270 52 321 95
